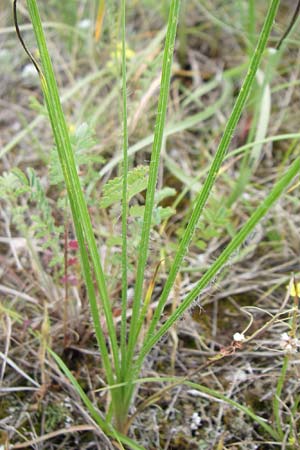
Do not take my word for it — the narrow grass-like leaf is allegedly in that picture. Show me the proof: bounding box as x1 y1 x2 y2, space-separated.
125 0 181 369
22 0 120 380
140 0 281 359
138 155 300 364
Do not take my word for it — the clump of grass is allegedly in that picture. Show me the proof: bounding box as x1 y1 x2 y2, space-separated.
10 0 300 448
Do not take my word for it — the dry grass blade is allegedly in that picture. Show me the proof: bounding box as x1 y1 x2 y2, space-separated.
11 425 97 449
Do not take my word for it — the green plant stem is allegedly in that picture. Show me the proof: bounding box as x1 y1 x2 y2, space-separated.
23 0 120 378
125 0 181 368
140 0 281 362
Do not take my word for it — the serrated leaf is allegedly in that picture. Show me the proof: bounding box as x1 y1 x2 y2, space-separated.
100 166 149 208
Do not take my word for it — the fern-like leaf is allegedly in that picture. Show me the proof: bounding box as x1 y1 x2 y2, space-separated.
50 122 104 185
